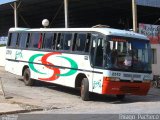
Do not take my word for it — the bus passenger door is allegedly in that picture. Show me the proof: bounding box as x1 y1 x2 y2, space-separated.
90 33 104 94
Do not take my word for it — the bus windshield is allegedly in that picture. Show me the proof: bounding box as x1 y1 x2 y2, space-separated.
104 36 152 72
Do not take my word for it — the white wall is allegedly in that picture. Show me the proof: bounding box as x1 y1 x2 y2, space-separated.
0 46 6 66
151 44 160 76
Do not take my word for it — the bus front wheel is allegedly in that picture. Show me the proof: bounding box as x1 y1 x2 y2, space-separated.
23 68 34 86
81 78 89 101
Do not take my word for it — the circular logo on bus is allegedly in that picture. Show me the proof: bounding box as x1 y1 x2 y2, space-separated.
29 52 78 81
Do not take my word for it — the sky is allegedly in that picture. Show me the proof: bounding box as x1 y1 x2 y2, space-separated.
0 0 16 5
137 0 160 8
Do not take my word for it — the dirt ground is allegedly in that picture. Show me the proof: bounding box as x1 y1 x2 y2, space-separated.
0 66 160 114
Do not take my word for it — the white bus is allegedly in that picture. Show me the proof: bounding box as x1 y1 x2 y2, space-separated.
5 27 152 100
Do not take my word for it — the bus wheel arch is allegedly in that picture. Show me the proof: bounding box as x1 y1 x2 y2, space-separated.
22 65 29 76
75 73 87 89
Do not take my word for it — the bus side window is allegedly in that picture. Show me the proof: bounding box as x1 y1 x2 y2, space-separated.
43 32 54 50
29 33 42 49
72 33 77 51
59 33 64 50
90 33 104 67
90 34 97 66
63 33 72 50
26 33 30 48
15 33 20 48
84 33 91 52
75 33 86 51
19 33 28 48
95 38 104 67
38 34 43 49
52 33 57 50
56 33 62 50
9 33 18 47
7 33 12 47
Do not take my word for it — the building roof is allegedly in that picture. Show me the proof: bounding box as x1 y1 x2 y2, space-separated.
0 0 160 36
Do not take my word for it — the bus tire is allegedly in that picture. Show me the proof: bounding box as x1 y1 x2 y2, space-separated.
81 78 89 101
116 95 125 100
23 68 34 86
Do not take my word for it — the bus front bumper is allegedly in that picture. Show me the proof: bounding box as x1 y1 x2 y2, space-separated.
102 81 151 95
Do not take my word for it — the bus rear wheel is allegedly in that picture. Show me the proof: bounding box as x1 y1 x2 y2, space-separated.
81 78 89 101
23 68 34 86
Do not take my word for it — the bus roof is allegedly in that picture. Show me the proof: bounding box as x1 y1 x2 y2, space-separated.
9 27 148 40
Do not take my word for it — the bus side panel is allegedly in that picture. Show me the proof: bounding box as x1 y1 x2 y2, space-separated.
53 54 93 89
19 51 93 89
5 48 22 75
92 68 104 94
5 49 95 91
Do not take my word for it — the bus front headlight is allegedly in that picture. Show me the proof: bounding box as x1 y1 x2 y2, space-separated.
103 77 120 82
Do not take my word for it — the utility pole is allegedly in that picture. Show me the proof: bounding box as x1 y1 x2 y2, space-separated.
10 1 20 28
0 77 5 98
64 0 69 28
132 0 138 32
14 2 18 28
0 77 13 99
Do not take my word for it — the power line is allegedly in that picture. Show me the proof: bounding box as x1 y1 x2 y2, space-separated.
49 1 64 27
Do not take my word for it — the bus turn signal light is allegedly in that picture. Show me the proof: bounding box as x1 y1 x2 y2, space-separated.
103 77 120 82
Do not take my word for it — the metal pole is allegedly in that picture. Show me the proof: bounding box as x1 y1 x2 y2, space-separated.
64 0 69 28
0 77 13 99
14 2 18 28
132 0 137 32
0 77 5 98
